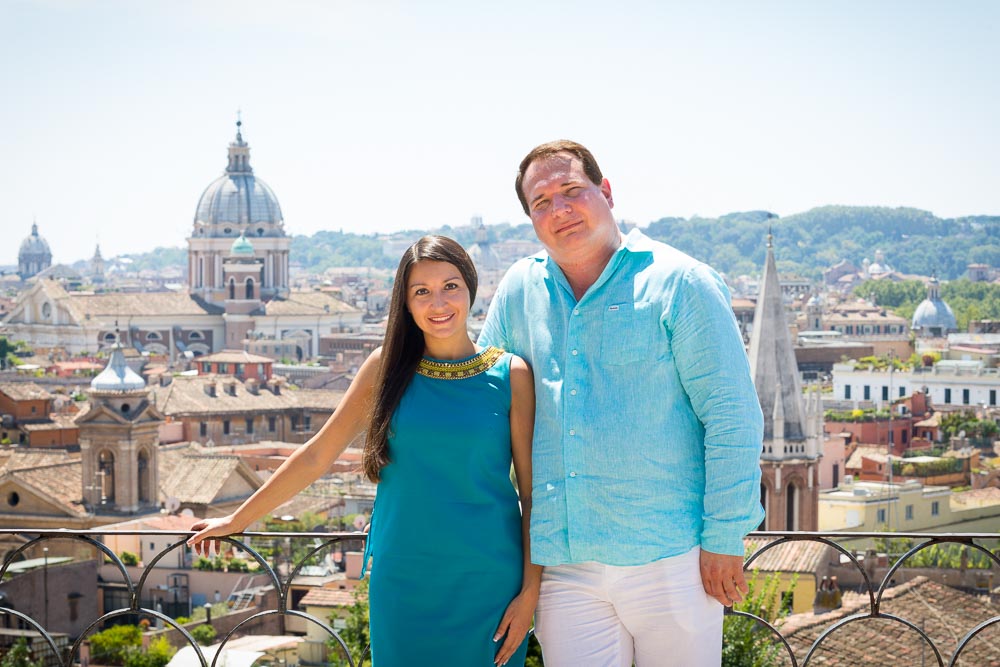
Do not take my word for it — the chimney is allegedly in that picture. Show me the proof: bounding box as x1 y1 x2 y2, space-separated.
204 382 216 398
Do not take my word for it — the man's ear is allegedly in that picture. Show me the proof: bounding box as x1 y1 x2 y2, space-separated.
601 178 614 209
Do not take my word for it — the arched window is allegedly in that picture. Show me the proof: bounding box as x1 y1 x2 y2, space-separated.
188 331 204 340
229 278 236 300
246 278 255 300
785 483 798 531
137 449 151 504
98 450 116 504
146 331 161 341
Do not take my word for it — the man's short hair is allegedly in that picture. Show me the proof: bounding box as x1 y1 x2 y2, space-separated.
515 140 604 215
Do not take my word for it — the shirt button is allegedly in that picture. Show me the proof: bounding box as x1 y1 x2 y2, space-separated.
571 349 579 356
569 471 577 478
569 429 576 436
570 389 577 396
573 309 580 315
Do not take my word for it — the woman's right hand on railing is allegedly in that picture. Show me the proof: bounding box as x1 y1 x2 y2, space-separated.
187 515 242 557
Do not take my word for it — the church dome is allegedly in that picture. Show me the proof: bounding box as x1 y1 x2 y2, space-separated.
91 343 146 392
912 276 957 335
193 120 284 236
19 223 52 257
230 232 255 256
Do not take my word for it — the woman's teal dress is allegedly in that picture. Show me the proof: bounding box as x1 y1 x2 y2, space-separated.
364 347 529 666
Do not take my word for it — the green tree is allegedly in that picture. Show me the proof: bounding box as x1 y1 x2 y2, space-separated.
722 571 791 667
89 625 142 666
123 637 176 667
0 637 44 667
190 624 217 646
327 579 369 667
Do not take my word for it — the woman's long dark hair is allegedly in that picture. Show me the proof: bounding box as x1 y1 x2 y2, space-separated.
362 235 479 482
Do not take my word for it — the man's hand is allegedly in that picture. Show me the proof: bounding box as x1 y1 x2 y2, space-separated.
700 549 748 607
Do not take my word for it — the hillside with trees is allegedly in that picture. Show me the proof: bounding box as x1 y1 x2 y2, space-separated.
110 206 1000 280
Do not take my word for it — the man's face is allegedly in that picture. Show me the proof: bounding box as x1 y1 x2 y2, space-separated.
521 152 617 266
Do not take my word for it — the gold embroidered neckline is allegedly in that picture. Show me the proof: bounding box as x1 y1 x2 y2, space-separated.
416 346 504 380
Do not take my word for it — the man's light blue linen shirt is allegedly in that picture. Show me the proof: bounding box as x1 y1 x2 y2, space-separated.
478 229 764 566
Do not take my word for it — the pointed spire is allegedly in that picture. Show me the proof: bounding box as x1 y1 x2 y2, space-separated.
767 225 773 249
749 232 808 449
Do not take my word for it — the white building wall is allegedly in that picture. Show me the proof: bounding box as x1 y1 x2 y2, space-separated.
832 363 1000 410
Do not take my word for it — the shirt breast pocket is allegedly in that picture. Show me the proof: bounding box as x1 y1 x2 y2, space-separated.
600 301 660 365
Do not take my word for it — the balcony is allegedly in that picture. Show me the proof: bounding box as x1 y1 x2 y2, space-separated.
0 529 997 666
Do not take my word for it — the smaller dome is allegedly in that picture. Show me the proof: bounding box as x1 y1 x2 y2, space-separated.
912 299 957 331
231 232 255 256
19 223 51 256
91 344 146 392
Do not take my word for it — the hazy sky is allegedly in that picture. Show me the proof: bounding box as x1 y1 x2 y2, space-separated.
2 0 998 265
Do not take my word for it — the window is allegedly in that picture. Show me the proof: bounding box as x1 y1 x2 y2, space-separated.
200 422 207 437
945 388 952 404
900 386 906 398
991 390 997 407
901 430 908 444
963 389 970 405
931 501 940 516
864 385 871 400
219 363 229 373
304 415 312 431
905 505 914 521
845 385 852 400
236 363 244 376
291 416 299 431
882 386 889 401
877 508 887 523
246 418 254 434
223 420 231 435
146 331 161 341
268 416 276 432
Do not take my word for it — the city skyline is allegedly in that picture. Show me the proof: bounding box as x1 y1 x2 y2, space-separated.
2 0 999 265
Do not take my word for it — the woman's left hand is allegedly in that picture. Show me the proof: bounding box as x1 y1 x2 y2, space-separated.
492 589 537 666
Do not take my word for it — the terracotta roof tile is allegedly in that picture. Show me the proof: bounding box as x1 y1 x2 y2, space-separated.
263 291 360 316
0 382 53 401
300 587 363 607
744 538 830 574
151 375 343 416
11 461 87 517
198 350 275 364
778 577 1000 665
159 445 261 505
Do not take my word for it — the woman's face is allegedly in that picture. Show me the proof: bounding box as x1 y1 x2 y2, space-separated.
405 260 471 344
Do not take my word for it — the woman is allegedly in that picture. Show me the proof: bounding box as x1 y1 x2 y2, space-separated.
189 236 538 666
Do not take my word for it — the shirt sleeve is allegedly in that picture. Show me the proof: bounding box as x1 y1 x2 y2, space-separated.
666 263 764 556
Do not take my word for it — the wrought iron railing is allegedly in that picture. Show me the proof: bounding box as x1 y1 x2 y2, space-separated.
0 529 997 666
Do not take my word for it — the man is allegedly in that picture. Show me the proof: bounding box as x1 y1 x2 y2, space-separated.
478 140 764 666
